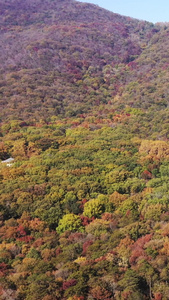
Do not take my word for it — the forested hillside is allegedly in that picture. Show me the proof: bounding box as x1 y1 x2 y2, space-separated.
0 0 157 121
1 0 169 299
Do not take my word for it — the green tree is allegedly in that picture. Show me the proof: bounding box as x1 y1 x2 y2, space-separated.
83 195 107 218
56 214 83 233
118 269 144 300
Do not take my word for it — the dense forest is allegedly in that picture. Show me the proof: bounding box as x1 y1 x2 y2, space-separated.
1 0 169 299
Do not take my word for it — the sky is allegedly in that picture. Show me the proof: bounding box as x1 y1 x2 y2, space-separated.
79 0 169 23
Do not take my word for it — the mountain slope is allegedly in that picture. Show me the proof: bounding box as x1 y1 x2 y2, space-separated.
0 0 157 122
2 1 169 300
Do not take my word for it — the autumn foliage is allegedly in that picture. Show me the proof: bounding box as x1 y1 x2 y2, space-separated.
1 0 169 299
